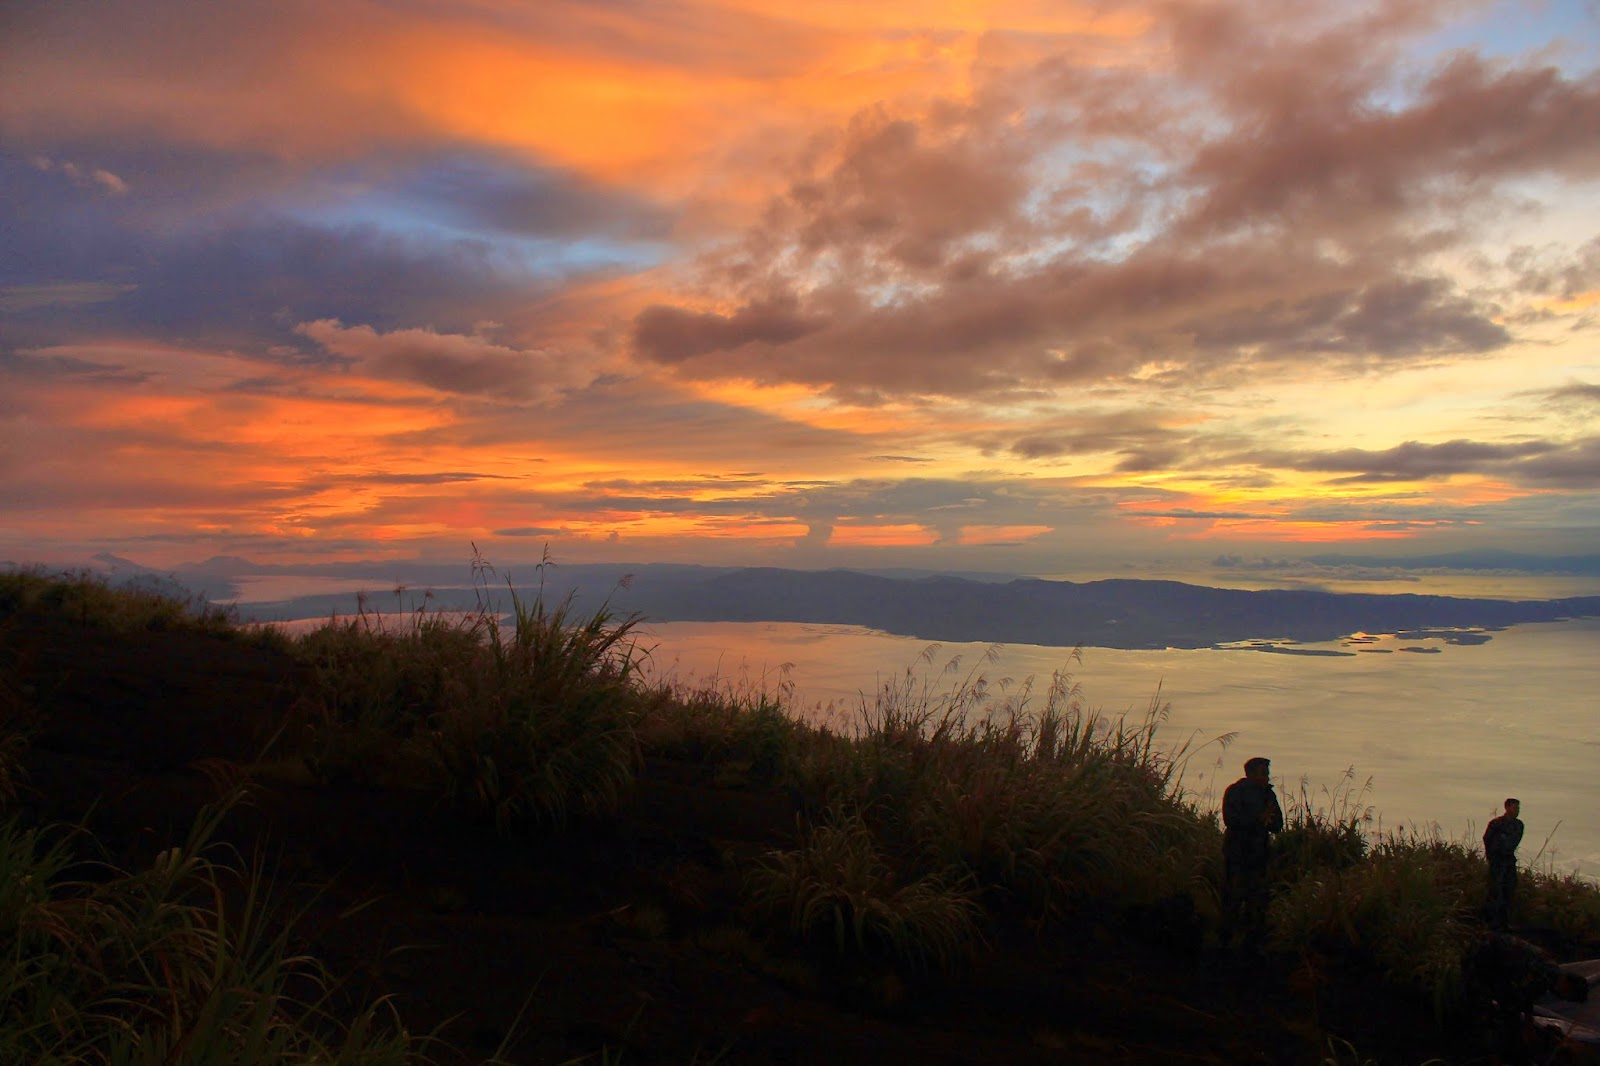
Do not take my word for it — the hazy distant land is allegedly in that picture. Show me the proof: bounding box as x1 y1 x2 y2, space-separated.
221 562 1600 651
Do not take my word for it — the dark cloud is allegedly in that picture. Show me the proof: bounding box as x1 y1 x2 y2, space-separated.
1126 508 1266 520
0 350 151 385
1315 278 1509 355
1537 381 1600 408
1113 447 1187 473
632 296 823 364
0 142 652 359
624 5 1597 401
584 477 770 492
1506 236 1600 301
633 235 1514 401
1174 50 1600 238
1252 439 1560 482
328 471 516 485
780 112 1033 273
992 410 1186 465
1512 438 1600 489
0 164 540 354
0 471 310 513
297 320 591 402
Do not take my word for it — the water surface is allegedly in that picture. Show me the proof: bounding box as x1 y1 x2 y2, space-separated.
635 617 1600 879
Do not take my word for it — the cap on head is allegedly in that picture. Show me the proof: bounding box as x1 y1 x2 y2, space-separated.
1505 797 1520 810
1244 757 1271 776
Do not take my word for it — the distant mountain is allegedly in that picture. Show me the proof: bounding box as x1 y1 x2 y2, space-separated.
1302 550 1600 575
239 564 1600 650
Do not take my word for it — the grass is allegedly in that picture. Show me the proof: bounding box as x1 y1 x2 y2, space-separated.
1270 820 1600 1020
0 795 422 1065
289 560 647 829
792 654 1222 928
4 565 1599 1062
745 811 982 973
0 568 265 642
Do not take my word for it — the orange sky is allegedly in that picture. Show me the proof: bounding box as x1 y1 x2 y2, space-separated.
2 0 1598 588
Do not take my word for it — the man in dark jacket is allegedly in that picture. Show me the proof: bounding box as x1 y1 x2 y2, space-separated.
1221 756 1284 952
1483 797 1524 931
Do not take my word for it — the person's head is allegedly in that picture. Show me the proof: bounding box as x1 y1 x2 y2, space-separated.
1244 757 1271 784
1505 798 1520 818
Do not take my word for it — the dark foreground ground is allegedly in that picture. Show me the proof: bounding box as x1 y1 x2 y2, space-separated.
7 616 1574 1065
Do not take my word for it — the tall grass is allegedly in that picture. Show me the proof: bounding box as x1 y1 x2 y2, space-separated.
637 671 807 788
292 557 647 830
9 565 1600 1051
428 582 646 829
0 612 28 812
1272 822 1600 1019
0 797 423 1064
788 650 1221 928
746 811 981 973
290 593 488 789
1272 768 1376 881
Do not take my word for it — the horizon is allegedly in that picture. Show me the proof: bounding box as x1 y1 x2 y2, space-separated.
11 545 1600 610
4 1 1599 572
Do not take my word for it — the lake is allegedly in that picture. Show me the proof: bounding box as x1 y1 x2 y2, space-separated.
632 617 1600 880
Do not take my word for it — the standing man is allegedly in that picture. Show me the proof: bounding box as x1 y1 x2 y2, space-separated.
1483 797 1524 931
1221 756 1284 952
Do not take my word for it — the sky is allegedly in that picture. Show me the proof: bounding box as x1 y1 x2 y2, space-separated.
3 0 1599 592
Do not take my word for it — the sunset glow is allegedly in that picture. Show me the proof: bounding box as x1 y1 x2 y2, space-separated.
3 0 1598 584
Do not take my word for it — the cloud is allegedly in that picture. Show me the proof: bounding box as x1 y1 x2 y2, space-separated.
1127 507 1269 520
1173 50 1600 239
0 349 151 385
1536 381 1600 408
1252 439 1561 482
29 154 129 194
0 282 136 314
633 297 824 364
1511 437 1600 489
618 5 1595 402
0 144 655 359
296 320 593 402
4 0 1599 568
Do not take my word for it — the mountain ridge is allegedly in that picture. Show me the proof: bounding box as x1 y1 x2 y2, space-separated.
227 563 1600 650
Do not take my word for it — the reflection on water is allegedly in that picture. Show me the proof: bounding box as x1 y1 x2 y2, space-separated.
636 617 1600 880
1032 567 1600 600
